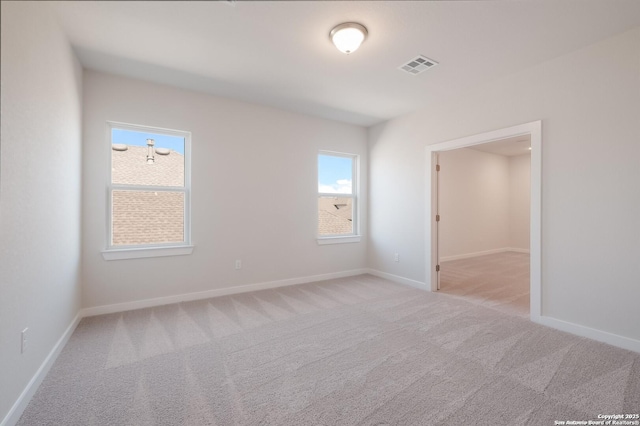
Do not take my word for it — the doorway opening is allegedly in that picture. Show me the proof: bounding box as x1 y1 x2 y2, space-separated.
437 137 531 317
425 121 542 321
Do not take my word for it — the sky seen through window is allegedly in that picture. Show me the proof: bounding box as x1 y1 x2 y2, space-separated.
318 154 352 194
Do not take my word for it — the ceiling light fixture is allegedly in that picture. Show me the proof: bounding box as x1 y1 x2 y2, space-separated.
330 22 368 54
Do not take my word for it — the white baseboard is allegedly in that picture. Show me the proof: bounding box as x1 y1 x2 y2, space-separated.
81 268 369 317
440 247 529 262
366 269 427 290
1 313 82 426
533 316 640 354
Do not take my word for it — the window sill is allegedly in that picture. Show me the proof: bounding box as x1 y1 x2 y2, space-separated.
102 245 194 261
317 236 361 245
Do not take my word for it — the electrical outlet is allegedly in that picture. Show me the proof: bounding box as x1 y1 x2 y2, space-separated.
235 259 242 270
394 253 399 262
21 328 28 354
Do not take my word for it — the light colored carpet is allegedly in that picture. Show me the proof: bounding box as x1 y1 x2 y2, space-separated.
18 274 640 425
440 251 530 318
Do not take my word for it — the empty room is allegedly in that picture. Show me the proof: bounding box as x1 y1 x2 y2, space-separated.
1 1 639 425
437 138 532 318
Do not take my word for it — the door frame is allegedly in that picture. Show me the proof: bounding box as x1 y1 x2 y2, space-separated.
425 120 542 321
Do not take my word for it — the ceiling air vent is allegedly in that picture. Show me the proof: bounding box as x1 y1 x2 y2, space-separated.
399 55 438 76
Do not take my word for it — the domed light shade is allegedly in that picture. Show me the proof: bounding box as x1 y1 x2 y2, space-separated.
330 22 368 54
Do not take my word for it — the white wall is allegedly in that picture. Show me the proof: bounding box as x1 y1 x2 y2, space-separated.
0 2 83 423
438 149 510 259
509 154 531 251
368 27 640 341
438 149 530 260
82 71 367 309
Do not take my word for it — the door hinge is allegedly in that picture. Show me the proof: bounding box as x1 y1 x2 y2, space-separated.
436 164 440 172
436 264 440 272
436 214 440 222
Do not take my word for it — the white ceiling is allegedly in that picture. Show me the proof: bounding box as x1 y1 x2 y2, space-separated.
467 135 531 157
48 1 640 127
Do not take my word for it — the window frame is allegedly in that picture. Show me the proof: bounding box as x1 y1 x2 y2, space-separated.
102 121 193 260
317 150 361 244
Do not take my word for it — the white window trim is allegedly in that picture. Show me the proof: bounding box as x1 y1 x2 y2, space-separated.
317 236 361 245
317 150 361 245
102 245 194 261
102 121 193 261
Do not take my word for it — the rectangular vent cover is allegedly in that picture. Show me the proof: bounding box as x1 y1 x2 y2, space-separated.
399 55 438 75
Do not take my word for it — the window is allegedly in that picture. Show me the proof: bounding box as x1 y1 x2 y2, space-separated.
103 122 192 260
317 152 360 244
